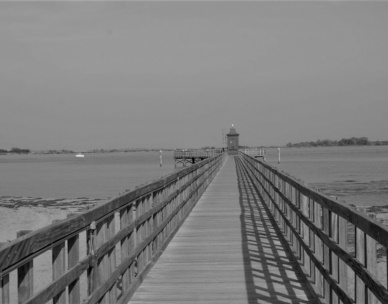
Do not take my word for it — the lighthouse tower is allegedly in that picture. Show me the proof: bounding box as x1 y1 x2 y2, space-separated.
226 124 239 155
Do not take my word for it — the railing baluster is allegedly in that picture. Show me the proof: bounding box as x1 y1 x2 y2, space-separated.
17 230 34 304
67 214 80 304
309 199 316 289
107 214 117 303
314 201 323 296
120 205 131 293
355 225 366 304
338 216 348 304
331 212 339 304
322 207 331 302
96 219 109 304
301 194 310 277
367 214 377 304
87 224 96 295
52 220 66 304
0 271 10 304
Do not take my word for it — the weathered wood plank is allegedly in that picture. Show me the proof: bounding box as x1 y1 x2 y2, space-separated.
17 230 33 304
1 273 9 304
68 233 80 304
129 156 315 304
52 221 66 304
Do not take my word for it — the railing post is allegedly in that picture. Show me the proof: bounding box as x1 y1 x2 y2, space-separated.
52 220 66 304
120 205 132 293
356 224 366 304
338 216 348 304
314 202 323 296
294 188 301 260
366 214 377 304
95 219 109 304
0 269 9 304
107 214 117 302
17 230 33 304
301 194 310 278
308 198 316 288
67 213 80 304
322 207 331 303
331 212 339 304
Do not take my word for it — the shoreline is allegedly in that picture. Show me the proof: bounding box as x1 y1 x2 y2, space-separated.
0 196 104 243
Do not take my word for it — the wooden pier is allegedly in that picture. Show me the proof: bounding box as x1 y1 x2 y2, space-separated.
1 151 388 304
129 156 316 303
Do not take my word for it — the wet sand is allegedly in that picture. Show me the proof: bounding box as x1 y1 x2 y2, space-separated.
0 196 104 242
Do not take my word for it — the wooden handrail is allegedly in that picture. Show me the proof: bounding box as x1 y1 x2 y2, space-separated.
0 153 224 304
239 152 387 304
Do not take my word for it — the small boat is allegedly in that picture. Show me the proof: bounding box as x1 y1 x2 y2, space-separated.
75 153 85 158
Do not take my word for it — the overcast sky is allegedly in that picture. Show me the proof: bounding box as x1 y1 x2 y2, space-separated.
1 1 388 150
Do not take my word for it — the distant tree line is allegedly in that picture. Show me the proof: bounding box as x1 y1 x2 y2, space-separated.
286 137 388 148
0 147 30 154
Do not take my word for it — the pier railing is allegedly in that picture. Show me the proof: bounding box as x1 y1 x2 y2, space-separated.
0 153 224 304
239 151 388 304
173 149 223 159
239 148 265 159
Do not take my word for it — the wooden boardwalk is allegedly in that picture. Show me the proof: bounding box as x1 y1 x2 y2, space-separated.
129 156 316 304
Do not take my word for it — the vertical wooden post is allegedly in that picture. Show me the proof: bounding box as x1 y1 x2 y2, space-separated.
314 202 323 296
331 213 339 304
366 214 377 304
0 271 10 304
302 194 310 277
95 220 108 304
107 214 117 303
338 216 348 304
52 221 66 304
309 200 316 286
355 226 366 304
67 214 80 304
131 204 138 282
17 230 33 304
322 208 331 303
87 222 96 295
120 205 131 293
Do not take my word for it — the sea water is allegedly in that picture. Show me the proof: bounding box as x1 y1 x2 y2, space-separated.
0 151 176 199
265 145 388 207
1 147 388 207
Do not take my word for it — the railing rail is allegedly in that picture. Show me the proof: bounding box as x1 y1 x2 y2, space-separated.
0 153 224 304
239 151 388 304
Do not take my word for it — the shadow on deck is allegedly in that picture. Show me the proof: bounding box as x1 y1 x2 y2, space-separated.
235 157 316 304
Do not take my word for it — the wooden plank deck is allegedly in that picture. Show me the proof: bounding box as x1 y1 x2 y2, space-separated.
129 156 316 304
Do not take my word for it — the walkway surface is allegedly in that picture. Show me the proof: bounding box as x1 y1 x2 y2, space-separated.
129 156 316 304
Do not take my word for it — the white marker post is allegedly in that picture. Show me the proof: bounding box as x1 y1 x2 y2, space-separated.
278 147 281 164
160 150 162 167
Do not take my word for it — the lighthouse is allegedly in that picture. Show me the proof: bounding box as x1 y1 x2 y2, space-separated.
226 124 239 155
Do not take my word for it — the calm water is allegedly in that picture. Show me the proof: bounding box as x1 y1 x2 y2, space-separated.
1 147 388 206
265 146 388 206
0 151 176 199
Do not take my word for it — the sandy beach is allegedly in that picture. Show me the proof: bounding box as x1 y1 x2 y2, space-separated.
0 196 104 243
1 196 388 299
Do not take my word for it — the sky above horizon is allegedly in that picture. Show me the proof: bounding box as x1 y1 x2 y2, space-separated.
1 1 388 150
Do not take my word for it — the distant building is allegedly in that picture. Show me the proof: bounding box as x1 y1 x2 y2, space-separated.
226 125 239 155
